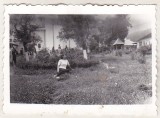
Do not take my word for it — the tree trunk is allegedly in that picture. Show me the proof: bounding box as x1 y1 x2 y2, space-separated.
82 40 88 60
25 52 29 62
83 49 88 60
33 52 36 59
87 48 90 53
23 43 29 61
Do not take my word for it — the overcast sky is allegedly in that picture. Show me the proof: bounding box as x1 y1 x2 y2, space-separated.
129 14 152 32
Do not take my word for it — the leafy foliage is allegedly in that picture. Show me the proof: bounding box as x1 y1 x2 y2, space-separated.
98 15 131 45
137 46 151 56
16 48 99 70
10 14 41 52
58 15 131 52
115 50 123 56
58 15 96 49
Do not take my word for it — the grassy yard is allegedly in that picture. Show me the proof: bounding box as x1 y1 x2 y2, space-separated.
10 53 152 104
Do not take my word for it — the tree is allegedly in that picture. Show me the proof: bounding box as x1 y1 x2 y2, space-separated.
98 15 131 46
10 14 41 61
58 15 96 59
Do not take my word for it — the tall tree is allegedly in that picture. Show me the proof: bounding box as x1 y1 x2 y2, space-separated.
98 15 131 45
58 15 96 59
10 14 41 61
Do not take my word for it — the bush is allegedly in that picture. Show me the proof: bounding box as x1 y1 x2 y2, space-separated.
64 49 99 68
36 48 51 63
137 46 150 56
17 56 58 70
136 46 151 64
17 48 59 70
115 50 122 57
70 58 99 68
137 56 146 64
17 48 99 70
130 52 136 60
123 49 130 54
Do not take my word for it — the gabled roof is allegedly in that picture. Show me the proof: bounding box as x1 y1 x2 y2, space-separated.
127 29 151 42
138 33 151 42
113 38 124 45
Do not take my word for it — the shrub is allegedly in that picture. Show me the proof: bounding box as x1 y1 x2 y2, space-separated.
17 56 58 70
137 46 150 56
124 49 131 54
136 46 150 64
130 52 136 60
16 48 99 70
132 51 145 64
16 48 59 70
115 50 122 57
36 48 50 63
70 58 99 68
65 49 99 68
137 55 146 64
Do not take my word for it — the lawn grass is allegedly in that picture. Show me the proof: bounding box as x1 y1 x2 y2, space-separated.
10 53 152 104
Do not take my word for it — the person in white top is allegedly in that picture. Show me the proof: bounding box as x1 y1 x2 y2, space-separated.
54 55 72 79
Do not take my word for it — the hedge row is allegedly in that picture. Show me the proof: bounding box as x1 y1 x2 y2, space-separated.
16 49 99 70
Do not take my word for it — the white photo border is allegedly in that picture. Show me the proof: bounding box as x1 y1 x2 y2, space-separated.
3 5 157 116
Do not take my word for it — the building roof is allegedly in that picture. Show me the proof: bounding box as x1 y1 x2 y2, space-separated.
127 29 151 42
113 38 124 45
138 33 151 42
124 38 137 45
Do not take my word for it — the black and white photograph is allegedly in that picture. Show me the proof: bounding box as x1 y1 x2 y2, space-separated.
9 13 153 104
3 5 156 115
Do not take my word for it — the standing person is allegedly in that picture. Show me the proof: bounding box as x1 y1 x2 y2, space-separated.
20 48 23 55
52 46 55 53
64 45 68 55
65 45 68 50
11 46 18 66
57 44 62 57
54 55 72 79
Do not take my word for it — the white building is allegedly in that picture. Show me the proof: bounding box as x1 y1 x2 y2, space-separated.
34 15 77 51
137 33 151 48
10 15 77 53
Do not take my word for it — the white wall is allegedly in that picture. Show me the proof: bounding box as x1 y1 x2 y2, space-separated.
35 30 45 51
137 38 151 48
45 18 54 50
52 25 77 50
34 18 77 51
53 25 62 49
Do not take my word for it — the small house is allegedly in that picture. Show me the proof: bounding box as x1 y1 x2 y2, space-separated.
113 38 124 50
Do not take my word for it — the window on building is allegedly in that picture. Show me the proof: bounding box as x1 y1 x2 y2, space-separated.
38 44 41 48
